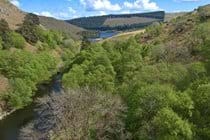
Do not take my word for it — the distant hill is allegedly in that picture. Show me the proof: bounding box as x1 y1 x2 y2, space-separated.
165 12 187 22
67 11 165 31
38 16 85 39
0 0 84 39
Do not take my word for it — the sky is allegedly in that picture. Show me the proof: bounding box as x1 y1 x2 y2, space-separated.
10 0 210 20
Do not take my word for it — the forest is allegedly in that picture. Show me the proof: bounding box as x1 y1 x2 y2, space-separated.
0 3 210 140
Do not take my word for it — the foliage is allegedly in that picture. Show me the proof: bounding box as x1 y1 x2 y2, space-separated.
17 13 40 44
63 44 116 92
35 26 64 49
0 37 3 50
122 84 193 139
7 78 33 109
190 84 210 139
198 5 210 21
0 50 57 108
3 31 26 49
81 36 90 50
145 23 162 38
63 38 79 53
152 108 192 140
0 19 10 36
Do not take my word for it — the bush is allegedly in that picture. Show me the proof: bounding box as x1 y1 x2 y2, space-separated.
36 27 64 49
0 50 58 109
3 32 26 49
0 19 10 36
0 37 3 50
63 39 79 53
190 84 210 139
7 78 33 109
123 83 193 139
62 44 116 92
17 13 40 44
152 108 192 140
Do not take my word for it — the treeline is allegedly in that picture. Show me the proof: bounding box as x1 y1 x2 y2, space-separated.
68 11 165 31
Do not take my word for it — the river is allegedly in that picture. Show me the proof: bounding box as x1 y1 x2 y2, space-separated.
89 31 119 42
0 73 62 140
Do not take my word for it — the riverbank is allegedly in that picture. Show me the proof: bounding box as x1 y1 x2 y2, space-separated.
0 73 63 140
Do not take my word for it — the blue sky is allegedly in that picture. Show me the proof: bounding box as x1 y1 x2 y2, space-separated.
10 0 210 19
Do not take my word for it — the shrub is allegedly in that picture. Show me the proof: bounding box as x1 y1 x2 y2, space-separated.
62 44 116 92
17 13 40 44
190 84 210 139
7 78 33 109
0 37 3 50
123 83 193 139
0 19 10 36
152 108 192 140
63 39 79 53
0 50 58 109
4 32 26 49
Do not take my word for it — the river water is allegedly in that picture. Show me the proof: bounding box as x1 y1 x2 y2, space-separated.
0 74 62 140
89 31 119 42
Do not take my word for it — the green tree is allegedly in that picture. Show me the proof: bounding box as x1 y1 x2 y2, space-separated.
63 44 115 92
0 19 10 36
0 37 3 49
190 84 210 139
152 108 192 140
124 84 193 139
3 32 26 49
17 13 40 44
81 36 90 50
7 78 33 109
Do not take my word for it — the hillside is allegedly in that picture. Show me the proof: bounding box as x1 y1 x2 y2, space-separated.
140 4 210 62
39 16 85 39
67 11 165 31
0 0 25 29
0 0 84 39
164 12 187 22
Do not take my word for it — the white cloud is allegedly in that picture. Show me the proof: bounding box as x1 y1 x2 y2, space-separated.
35 11 78 19
58 12 70 18
10 0 20 7
80 0 121 11
123 0 160 11
100 11 106 15
68 7 76 14
39 11 54 17
121 10 131 14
